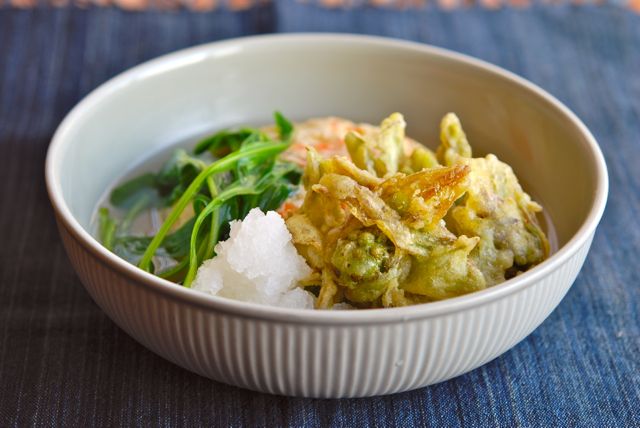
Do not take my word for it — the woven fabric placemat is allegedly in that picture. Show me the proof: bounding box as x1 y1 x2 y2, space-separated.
0 4 638 426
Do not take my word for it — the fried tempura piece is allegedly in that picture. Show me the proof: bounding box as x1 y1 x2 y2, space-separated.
345 113 438 178
436 113 549 284
286 130 481 308
285 112 548 309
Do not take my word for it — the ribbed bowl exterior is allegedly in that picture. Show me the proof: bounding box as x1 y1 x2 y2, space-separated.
58 218 594 398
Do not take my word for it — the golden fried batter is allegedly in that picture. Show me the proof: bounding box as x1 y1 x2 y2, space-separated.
285 113 548 308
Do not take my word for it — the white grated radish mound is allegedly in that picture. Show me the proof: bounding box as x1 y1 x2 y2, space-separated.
192 208 315 309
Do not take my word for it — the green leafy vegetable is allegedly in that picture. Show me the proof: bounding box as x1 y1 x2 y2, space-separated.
193 129 259 157
110 173 157 208
137 139 291 272
274 111 293 141
156 149 208 205
98 208 117 251
103 216 199 268
98 112 301 285
182 160 302 286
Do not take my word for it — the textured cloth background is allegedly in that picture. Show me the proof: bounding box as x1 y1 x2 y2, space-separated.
2 0 640 14
0 4 639 427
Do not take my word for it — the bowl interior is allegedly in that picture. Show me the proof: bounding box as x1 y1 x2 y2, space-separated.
49 35 601 256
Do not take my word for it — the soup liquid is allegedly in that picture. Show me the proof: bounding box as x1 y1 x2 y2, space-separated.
92 136 209 272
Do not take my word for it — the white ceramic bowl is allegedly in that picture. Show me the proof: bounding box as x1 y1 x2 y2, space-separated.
45 34 608 398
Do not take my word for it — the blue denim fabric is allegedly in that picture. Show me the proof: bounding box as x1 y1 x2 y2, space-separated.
0 4 638 427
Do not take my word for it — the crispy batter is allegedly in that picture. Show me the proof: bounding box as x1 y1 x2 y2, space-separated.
437 113 549 285
285 113 549 308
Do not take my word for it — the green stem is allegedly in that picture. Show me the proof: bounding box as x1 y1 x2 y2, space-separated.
183 184 262 287
205 176 220 266
183 165 297 287
137 142 288 272
98 208 117 251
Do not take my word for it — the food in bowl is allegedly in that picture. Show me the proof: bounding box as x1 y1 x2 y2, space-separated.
96 111 549 309
48 35 608 397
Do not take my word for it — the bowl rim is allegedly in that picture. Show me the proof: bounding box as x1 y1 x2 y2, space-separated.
45 33 609 325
